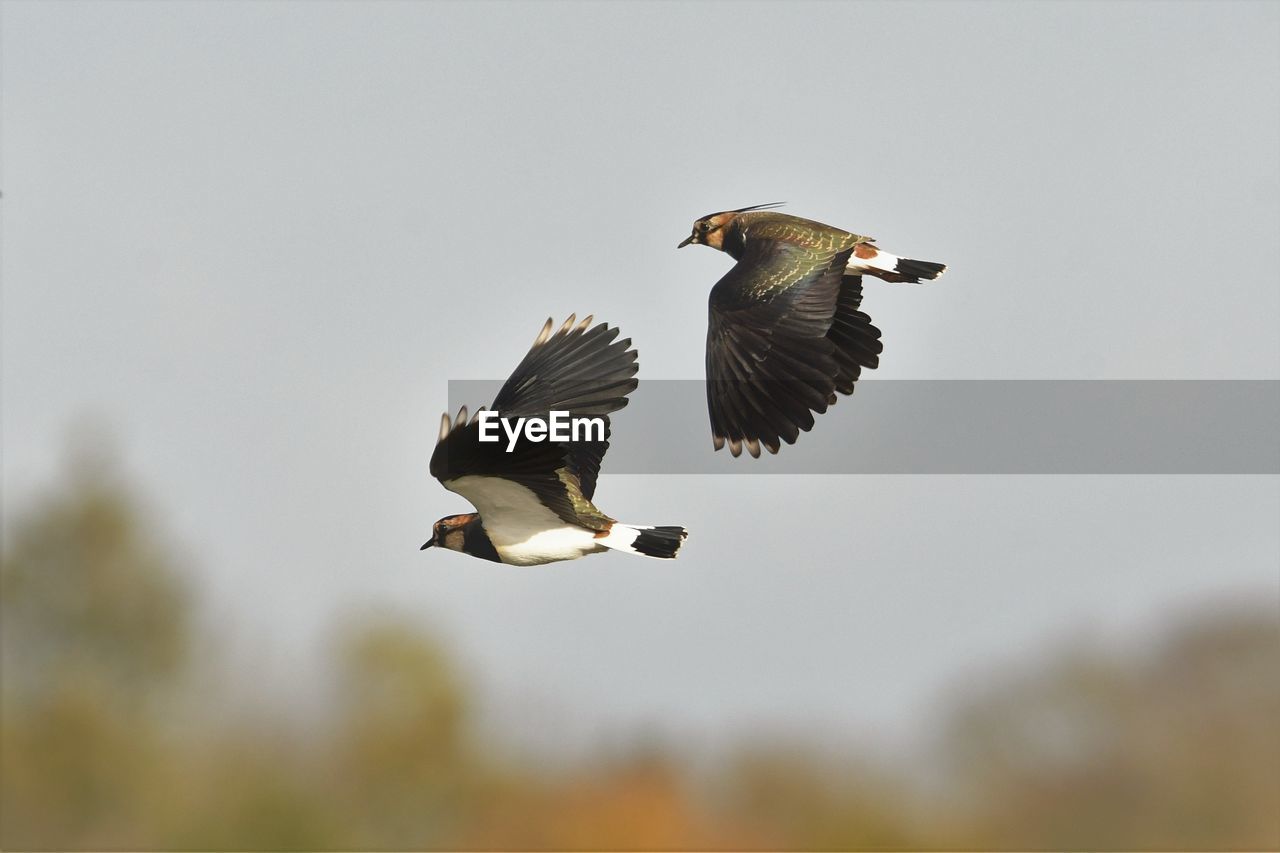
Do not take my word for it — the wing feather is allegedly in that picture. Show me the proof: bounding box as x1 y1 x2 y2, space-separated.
431 316 639 522
705 240 852 455
827 275 884 396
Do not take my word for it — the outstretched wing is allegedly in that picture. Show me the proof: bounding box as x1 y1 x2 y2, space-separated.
705 240 854 457
493 314 639 418
490 314 638 499
429 316 638 528
429 407 611 531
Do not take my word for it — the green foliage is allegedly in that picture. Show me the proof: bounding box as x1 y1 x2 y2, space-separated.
328 620 481 847
2 450 187 848
1 450 188 710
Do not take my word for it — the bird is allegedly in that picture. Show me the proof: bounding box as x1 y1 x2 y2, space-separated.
678 203 946 457
422 314 688 565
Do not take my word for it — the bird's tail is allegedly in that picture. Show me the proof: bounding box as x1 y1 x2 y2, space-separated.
596 523 688 559
847 244 947 284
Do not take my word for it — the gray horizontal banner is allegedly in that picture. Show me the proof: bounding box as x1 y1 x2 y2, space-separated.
445 380 1280 474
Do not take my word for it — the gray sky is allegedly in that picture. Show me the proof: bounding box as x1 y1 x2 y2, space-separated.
3 1 1278 748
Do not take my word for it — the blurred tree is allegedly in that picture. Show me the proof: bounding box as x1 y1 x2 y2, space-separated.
464 750 756 850
3 437 1276 851
938 604 1280 850
1 442 188 707
720 743 918 850
1 440 189 848
327 619 481 847
156 727 347 850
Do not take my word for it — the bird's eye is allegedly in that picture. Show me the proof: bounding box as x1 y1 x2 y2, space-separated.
697 222 710 232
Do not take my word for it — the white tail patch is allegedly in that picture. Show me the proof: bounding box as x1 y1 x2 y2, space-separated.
846 247 901 275
596 523 653 554
596 523 687 559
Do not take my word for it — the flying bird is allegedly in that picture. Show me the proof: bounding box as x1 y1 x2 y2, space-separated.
423 315 687 565
678 204 946 457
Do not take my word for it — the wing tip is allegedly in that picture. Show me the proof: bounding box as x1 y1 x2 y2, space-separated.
438 405 487 445
535 312 631 346
714 433 779 458
533 317 555 346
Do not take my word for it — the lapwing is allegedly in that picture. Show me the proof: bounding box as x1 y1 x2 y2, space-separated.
422 315 687 565
678 204 946 457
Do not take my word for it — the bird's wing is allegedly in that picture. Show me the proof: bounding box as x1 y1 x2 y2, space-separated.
429 315 638 527
492 315 639 418
490 314 637 500
827 274 883 395
706 240 854 457
429 409 612 531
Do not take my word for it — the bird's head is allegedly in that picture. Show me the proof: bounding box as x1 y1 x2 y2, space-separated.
678 202 785 251
420 513 477 553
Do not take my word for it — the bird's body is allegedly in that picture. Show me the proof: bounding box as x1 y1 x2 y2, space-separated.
692 209 944 284
679 205 946 457
439 474 666 566
423 315 687 565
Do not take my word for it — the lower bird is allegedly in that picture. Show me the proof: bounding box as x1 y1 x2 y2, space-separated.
422 315 687 565
678 203 946 457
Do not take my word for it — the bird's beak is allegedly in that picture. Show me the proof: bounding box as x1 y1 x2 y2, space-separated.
677 235 695 248
420 537 435 550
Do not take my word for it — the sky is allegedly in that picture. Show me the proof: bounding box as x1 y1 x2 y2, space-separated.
3 0 1278 750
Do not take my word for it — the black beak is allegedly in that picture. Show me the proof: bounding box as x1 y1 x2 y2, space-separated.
677 235 695 248
420 538 435 550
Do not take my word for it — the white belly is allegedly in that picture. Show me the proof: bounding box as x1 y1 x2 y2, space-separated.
444 474 604 566
491 524 604 566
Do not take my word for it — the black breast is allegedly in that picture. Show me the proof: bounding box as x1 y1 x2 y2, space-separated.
722 220 748 260
463 518 502 563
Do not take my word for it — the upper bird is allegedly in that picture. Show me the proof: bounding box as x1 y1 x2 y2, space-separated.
423 314 687 565
678 203 946 457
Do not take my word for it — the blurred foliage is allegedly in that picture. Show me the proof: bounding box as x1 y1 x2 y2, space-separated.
1 446 187 708
2 446 187 848
2 449 1277 849
939 608 1280 849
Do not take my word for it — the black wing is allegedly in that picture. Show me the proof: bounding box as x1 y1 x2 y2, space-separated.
706 241 853 457
493 315 638 418
429 316 638 527
429 407 611 530
490 314 637 499
827 275 883 396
